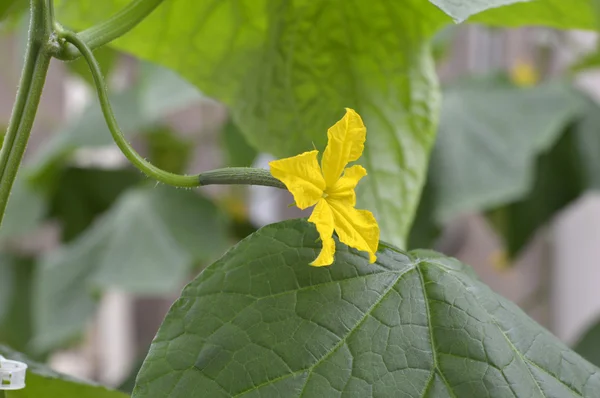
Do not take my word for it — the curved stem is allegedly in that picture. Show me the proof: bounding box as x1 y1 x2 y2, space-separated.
63 30 200 187
61 31 285 189
0 0 52 226
54 0 165 61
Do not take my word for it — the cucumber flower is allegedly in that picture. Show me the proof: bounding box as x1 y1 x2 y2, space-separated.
269 108 380 266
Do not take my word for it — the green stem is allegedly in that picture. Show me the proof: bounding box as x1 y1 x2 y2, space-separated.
199 168 285 189
54 0 166 61
61 30 285 189
0 0 52 226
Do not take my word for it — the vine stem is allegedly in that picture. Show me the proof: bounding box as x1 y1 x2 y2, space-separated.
61 30 285 189
0 0 52 226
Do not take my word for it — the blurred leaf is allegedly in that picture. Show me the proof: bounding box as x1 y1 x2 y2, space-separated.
0 256 13 320
574 318 600 368
67 46 119 85
0 345 128 398
0 0 26 24
570 50 600 74
221 117 257 167
431 25 457 63
574 99 600 189
432 0 594 27
146 128 193 174
430 79 585 223
0 255 34 354
133 219 600 397
33 186 229 351
117 358 144 394
49 167 141 241
407 178 440 250
138 62 203 118
32 214 108 352
0 173 47 240
488 125 585 256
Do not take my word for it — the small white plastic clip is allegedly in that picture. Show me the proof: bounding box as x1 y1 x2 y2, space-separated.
0 355 27 390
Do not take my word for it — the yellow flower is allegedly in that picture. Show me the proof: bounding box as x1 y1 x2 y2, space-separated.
510 59 539 87
269 108 380 266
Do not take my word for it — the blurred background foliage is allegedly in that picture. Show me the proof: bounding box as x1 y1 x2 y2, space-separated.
2 1 600 393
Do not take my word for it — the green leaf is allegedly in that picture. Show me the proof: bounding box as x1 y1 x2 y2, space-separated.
488 125 585 256
133 219 600 397
32 214 108 352
221 118 258 168
469 0 595 29
0 256 34 354
138 62 204 118
574 99 600 189
570 50 600 74
55 0 449 250
48 167 141 241
431 0 595 27
33 186 229 351
0 174 47 240
407 177 441 250
0 0 25 23
574 318 600 368
430 79 585 223
429 0 527 22
145 128 193 174
0 345 128 398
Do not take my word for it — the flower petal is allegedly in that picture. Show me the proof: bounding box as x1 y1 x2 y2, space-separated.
321 108 366 187
269 150 326 209
328 199 379 263
308 199 335 266
326 165 367 206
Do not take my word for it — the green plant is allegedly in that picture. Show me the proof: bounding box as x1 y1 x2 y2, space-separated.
1 0 600 397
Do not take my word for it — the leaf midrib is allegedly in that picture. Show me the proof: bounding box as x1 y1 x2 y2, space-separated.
417 265 458 398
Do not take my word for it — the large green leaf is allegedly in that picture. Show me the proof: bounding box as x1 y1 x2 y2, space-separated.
430 79 585 224
55 0 447 249
32 186 229 352
0 345 127 398
133 219 600 397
